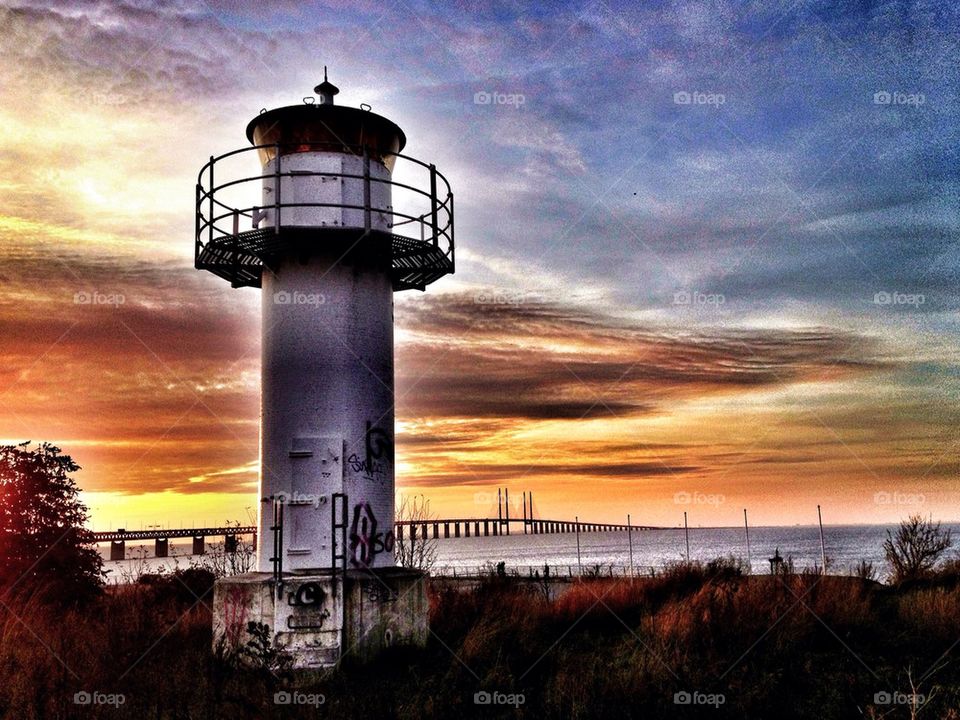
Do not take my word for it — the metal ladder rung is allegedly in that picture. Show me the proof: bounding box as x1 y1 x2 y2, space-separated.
331 492 348 594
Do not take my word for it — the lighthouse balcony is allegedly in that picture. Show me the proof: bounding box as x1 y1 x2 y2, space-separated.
195 143 454 291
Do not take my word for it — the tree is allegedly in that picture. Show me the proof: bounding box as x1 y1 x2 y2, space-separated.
883 514 953 584
0 442 104 601
394 493 438 572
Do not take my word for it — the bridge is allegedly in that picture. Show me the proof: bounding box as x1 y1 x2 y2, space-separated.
91 518 656 560
91 526 257 560
90 488 659 560
395 488 659 539
396 516 657 539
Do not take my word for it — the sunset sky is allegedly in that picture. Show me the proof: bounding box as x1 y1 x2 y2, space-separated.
1 0 958 530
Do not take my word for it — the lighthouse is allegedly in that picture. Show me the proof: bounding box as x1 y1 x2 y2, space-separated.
202 72 454 667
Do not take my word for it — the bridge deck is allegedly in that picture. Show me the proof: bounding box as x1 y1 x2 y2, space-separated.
91 526 257 542
90 519 658 543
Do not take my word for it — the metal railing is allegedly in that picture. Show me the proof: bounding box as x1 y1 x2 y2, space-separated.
195 141 454 274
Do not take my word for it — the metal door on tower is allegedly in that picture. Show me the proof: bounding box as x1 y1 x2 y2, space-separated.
286 436 343 563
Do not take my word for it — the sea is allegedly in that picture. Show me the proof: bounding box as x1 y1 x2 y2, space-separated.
97 523 960 582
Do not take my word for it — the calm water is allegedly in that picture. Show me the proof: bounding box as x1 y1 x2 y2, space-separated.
430 524 960 578
99 523 960 581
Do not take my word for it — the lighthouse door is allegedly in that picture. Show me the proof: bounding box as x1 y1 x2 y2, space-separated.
264 154 345 229
286 436 343 565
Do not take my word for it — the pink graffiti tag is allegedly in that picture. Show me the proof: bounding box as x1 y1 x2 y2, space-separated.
348 502 395 567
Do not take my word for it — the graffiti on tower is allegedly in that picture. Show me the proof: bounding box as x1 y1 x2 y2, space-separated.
348 501 395 567
349 421 392 482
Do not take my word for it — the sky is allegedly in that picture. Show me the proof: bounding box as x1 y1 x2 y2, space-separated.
0 0 958 530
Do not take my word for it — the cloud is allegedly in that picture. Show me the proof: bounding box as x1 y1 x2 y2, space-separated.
394 291 890 421
0 229 260 494
0 0 957 524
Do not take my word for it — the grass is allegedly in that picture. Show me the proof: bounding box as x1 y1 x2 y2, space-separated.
1 561 959 718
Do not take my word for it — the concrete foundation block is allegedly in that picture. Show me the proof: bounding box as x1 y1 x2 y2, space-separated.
212 568 427 670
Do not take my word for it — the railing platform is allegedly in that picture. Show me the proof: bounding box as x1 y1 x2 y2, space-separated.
197 227 452 291
195 142 455 291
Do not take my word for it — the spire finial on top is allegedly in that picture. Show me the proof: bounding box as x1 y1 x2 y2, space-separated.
314 67 339 105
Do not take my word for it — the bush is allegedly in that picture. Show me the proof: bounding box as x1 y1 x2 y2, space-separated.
1 558 959 718
852 559 878 581
884 515 953 584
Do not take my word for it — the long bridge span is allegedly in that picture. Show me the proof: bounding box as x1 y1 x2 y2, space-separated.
91 518 658 560
91 488 660 560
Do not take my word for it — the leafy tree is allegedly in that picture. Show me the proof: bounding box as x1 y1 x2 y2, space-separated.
884 514 953 584
0 442 104 601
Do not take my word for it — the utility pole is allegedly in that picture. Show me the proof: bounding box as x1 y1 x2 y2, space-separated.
744 508 751 574
817 505 826 575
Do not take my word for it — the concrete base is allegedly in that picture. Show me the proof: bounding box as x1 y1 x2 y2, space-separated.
212 568 428 669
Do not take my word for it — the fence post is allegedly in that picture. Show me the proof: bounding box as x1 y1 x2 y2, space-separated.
429 164 439 245
231 209 240 286
274 143 281 233
194 183 201 268
363 147 371 232
208 157 214 250
449 193 455 271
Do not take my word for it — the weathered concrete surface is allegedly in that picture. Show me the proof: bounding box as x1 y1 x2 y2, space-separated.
342 567 429 663
212 568 427 669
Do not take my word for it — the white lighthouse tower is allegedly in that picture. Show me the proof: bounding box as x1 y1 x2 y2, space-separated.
202 72 454 668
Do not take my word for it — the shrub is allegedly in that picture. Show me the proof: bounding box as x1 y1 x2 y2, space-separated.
884 515 953 584
852 559 878 581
